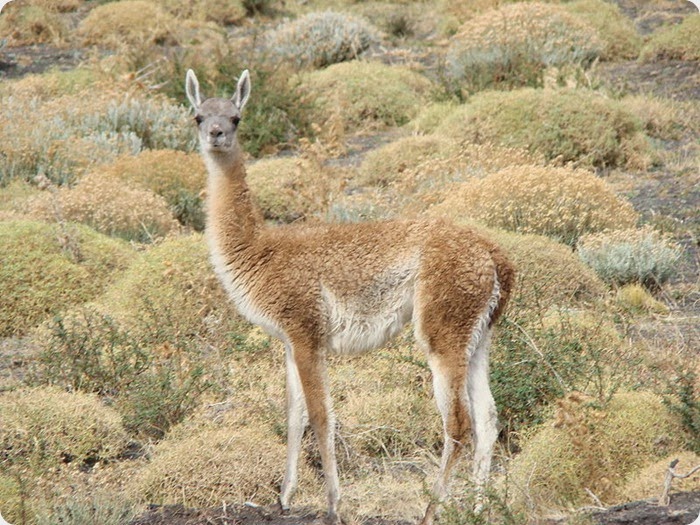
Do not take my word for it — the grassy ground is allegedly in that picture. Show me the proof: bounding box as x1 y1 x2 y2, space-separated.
0 0 698 524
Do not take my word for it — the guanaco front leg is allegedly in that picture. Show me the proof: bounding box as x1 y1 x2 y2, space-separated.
288 337 341 523
280 343 309 511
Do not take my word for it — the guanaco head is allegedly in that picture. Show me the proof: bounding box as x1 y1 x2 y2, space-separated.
185 69 251 155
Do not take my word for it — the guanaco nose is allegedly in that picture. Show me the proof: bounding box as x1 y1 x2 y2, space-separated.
209 125 223 138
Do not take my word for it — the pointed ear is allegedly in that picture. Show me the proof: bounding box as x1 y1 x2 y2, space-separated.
185 69 202 110
233 70 251 112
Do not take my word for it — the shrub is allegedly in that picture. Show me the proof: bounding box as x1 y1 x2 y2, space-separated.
445 2 601 93
621 452 700 501
295 61 434 133
433 165 638 245
247 156 337 223
577 226 682 287
407 102 459 134
134 427 289 506
620 94 683 140
267 11 379 69
509 391 688 509
34 494 138 525
154 0 246 25
0 68 99 100
0 474 23 525
0 2 69 46
97 234 245 344
435 88 651 169
77 0 179 49
0 386 128 471
97 150 207 230
0 220 135 336
616 283 669 314
640 15 700 62
27 172 180 242
564 0 642 60
0 88 196 186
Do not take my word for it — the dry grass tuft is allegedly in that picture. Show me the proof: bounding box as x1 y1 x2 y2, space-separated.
621 451 700 502
98 150 207 230
431 165 638 245
97 233 245 343
435 88 653 169
295 61 434 133
564 0 642 60
640 15 700 62
27 172 180 242
267 11 379 68
0 386 128 471
247 156 340 223
509 391 689 511
133 426 290 507
0 1 70 46
0 220 135 336
616 284 669 315
77 0 179 49
154 0 246 25
446 2 601 91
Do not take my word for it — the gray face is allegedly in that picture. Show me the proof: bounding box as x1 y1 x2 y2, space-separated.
194 98 242 153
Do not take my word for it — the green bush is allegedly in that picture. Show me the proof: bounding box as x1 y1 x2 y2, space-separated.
577 226 682 287
435 88 652 169
268 11 379 68
295 61 434 133
445 2 601 93
0 220 135 336
640 15 700 62
434 165 639 245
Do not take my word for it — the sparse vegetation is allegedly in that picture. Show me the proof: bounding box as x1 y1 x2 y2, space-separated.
0 1 697 524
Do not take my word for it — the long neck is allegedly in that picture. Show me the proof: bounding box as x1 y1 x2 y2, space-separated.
204 144 261 254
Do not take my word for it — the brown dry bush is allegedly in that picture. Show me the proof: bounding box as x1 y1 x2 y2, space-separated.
356 136 539 213
435 88 653 169
509 391 688 511
431 165 638 245
0 1 71 47
0 220 135 336
295 61 434 133
0 68 99 100
98 150 207 230
26 172 180 242
77 0 180 49
621 451 700 502
446 2 601 92
247 156 340 223
154 0 246 25
133 426 291 507
0 386 128 472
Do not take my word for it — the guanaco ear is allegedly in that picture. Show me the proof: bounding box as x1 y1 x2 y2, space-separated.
233 70 251 112
185 69 203 110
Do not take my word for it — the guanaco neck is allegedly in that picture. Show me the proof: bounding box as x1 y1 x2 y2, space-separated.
204 143 261 256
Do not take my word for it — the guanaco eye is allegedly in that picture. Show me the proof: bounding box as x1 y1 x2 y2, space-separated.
194 115 204 125
231 116 241 126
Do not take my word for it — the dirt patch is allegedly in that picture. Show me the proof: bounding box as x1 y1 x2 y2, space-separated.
0 45 86 79
596 60 700 101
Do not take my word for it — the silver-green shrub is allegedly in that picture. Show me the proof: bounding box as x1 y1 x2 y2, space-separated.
577 226 682 287
267 11 379 68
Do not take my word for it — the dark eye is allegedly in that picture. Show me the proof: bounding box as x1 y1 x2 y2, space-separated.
194 115 204 125
231 116 240 126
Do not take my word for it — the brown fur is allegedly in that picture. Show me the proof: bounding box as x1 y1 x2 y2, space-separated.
186 69 514 524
